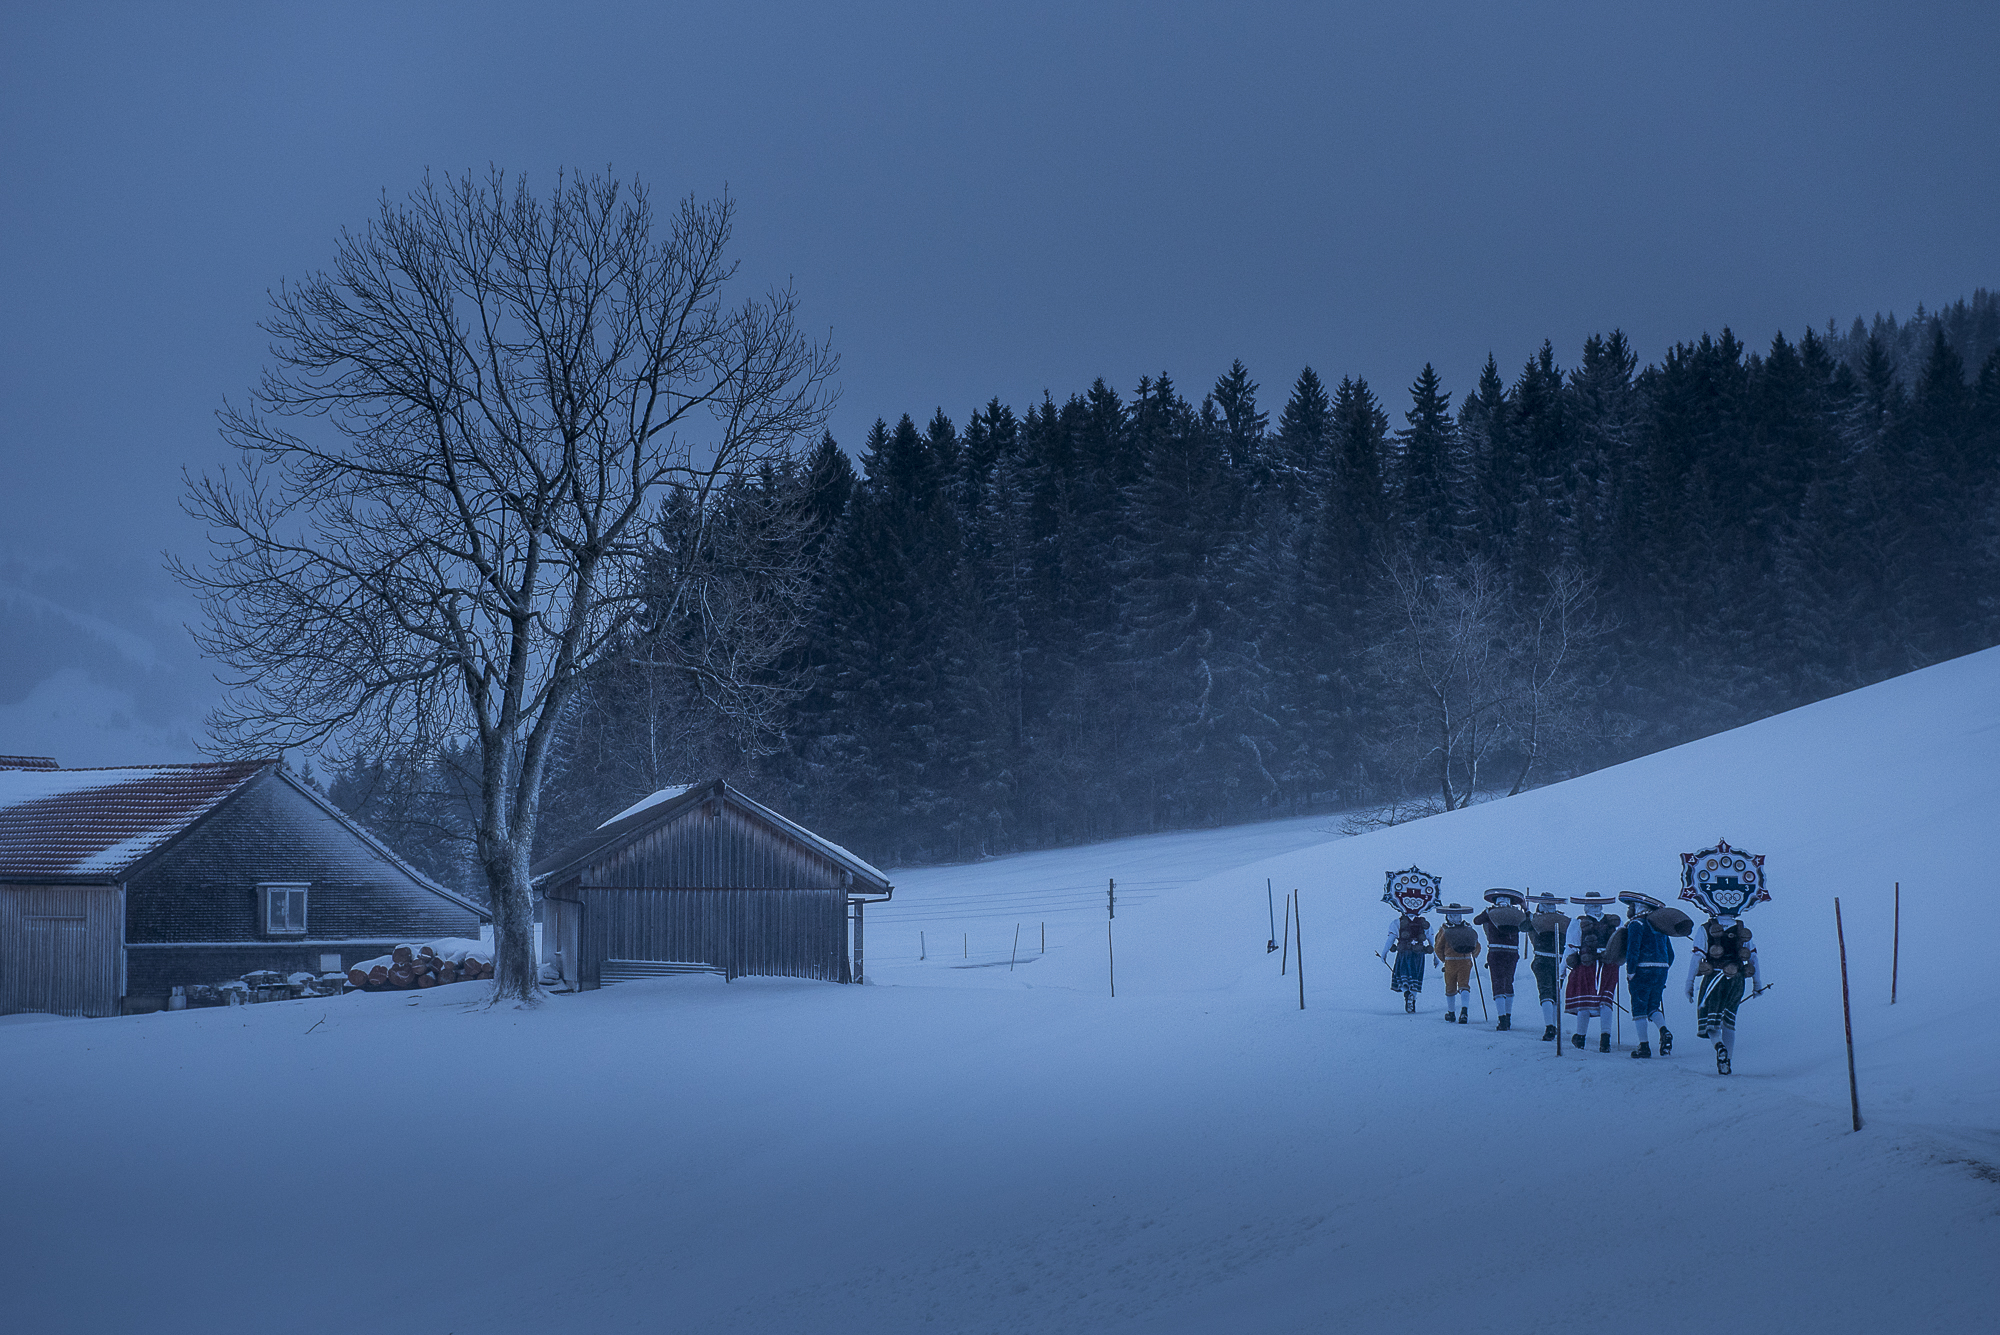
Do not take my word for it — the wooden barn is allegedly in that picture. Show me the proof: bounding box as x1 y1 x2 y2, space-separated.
0 756 487 1017
531 779 892 988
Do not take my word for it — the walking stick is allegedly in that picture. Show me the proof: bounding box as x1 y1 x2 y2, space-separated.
1615 973 1622 1047
1555 967 1567 1058
1473 956 1489 1022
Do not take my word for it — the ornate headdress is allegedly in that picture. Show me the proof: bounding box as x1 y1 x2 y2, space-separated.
1383 866 1440 917
1679 839 1769 917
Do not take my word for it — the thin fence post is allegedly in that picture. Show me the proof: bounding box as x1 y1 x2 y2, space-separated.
1267 878 1277 953
1836 897 1864 1132
1295 890 1305 1010
1281 893 1291 976
1107 877 1117 998
920 930 925 961
1891 882 1900 1004
1010 923 1020 971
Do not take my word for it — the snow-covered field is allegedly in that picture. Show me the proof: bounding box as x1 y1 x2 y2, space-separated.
5 650 1997 1333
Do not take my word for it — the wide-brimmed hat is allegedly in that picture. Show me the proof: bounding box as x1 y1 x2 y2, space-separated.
1618 891 1665 911
1438 903 1475 916
1483 888 1525 905
1526 892 1565 907
1570 894 1618 907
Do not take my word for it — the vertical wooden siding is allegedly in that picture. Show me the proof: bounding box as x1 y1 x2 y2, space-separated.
573 796 851 983
578 886 846 982
591 799 844 890
0 884 122 1018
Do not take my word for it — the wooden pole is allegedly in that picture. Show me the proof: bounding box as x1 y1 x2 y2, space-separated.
1267 878 1277 952
1891 881 1900 1004
921 930 926 961
1473 951 1489 1021
1836 897 1864 1132
1281 893 1291 975
854 900 865 985
1041 921 1045 954
1010 923 1020 971
1107 877 1117 998
1295 890 1305 1010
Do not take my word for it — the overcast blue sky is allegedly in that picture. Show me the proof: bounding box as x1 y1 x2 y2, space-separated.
2 1 1995 766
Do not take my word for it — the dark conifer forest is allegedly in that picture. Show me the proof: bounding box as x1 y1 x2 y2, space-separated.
334 292 2000 883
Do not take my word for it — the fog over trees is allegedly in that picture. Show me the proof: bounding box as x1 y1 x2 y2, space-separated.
330 290 2000 883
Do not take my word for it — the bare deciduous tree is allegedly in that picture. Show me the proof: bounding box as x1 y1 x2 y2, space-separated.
1375 556 1514 810
176 168 835 1004
1371 556 1607 812
1502 565 1602 795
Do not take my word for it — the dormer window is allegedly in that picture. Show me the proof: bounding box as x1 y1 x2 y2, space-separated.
261 883 309 935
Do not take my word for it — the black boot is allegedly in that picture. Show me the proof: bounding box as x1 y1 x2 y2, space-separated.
1404 991 1416 1014
1444 1007 1456 1022
1497 1014 1511 1031
1658 1027 1673 1056
1630 1041 1652 1059
1541 1024 1557 1041
1715 1042 1732 1075
1599 1032 1611 1053
1571 1032 1586 1049
1459 1007 1469 1024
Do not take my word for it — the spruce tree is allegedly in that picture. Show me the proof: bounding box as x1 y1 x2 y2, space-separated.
1396 363 1458 561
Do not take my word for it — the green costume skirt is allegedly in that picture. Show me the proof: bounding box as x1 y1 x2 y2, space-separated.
1696 973 1746 1038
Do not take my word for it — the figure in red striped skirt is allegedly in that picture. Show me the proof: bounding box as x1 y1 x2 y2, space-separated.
1565 893 1621 1051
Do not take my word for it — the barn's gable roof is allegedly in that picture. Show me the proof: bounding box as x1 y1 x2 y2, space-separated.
0 760 273 880
0 761 491 917
270 771 492 921
530 778 892 895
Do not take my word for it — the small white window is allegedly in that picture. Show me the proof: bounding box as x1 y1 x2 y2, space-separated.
261 883 309 935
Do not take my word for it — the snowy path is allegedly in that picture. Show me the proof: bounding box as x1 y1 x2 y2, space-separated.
4 650 1997 1332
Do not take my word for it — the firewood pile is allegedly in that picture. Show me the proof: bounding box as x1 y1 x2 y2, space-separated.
346 938 494 991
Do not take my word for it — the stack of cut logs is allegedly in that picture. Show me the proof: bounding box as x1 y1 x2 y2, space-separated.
346 938 494 991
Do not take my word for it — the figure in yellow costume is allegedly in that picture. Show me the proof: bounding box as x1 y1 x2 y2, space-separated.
1432 903 1482 1024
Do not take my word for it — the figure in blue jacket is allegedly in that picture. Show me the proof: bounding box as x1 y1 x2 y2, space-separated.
1609 891 1692 1059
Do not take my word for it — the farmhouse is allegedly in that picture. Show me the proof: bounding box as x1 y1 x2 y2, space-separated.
531 778 892 988
0 756 488 1017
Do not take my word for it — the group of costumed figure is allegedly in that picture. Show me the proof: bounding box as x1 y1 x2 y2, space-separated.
1377 842 1770 1075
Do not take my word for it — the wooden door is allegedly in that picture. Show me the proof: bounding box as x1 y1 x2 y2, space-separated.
1 885 122 1017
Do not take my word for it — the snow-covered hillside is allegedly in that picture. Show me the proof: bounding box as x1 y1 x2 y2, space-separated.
5 650 1996 1333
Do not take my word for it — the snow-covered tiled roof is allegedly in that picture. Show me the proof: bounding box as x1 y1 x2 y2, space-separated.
0 760 273 880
